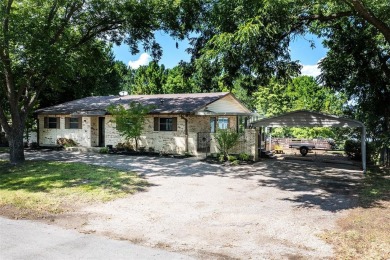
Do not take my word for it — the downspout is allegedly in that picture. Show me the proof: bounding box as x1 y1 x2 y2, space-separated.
180 115 189 153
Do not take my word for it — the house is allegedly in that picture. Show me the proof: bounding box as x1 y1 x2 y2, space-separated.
35 92 258 157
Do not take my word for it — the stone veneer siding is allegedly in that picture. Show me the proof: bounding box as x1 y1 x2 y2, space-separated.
38 114 258 159
209 129 258 160
38 115 93 147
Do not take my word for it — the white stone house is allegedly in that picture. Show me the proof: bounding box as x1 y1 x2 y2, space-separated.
35 92 258 158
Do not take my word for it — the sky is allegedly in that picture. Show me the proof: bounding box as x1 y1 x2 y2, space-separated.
112 32 328 77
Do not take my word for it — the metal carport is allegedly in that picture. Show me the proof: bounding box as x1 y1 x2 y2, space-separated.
251 110 367 173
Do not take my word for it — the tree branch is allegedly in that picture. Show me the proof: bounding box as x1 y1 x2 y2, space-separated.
1 0 15 101
49 1 84 45
46 0 59 30
299 11 354 23
343 0 390 45
70 22 123 50
0 105 11 134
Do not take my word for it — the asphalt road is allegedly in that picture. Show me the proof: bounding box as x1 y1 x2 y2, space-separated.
0 217 192 260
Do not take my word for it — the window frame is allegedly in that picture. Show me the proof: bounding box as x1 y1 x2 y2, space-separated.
44 117 60 129
210 117 216 133
217 117 229 130
154 117 177 131
65 117 82 129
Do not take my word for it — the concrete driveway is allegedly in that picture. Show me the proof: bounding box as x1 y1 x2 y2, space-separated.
0 150 363 259
0 217 192 260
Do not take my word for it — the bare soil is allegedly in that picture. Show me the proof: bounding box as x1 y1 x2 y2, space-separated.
0 151 365 259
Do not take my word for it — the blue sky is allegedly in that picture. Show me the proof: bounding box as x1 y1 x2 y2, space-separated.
112 33 328 77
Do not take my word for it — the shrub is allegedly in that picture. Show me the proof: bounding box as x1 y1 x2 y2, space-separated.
99 147 109 154
238 153 250 161
56 138 77 147
116 142 134 151
215 129 241 160
344 139 374 162
231 160 240 166
227 155 237 162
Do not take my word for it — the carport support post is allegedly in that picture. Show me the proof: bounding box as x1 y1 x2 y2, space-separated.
361 126 367 173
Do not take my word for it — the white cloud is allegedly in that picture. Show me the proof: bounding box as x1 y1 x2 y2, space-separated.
301 64 321 77
128 53 151 69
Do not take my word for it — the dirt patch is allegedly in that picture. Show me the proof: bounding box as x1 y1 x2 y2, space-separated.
322 201 390 259
0 151 365 259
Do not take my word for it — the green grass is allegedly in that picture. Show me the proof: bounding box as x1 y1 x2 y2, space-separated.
0 160 149 216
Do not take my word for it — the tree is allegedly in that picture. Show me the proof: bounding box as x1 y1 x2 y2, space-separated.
189 0 389 155
254 76 347 140
189 0 302 93
0 0 202 164
107 102 153 151
131 62 167 94
40 45 126 108
318 14 390 157
163 63 200 93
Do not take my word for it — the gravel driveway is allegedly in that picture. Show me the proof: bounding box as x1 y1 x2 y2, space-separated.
1 150 363 259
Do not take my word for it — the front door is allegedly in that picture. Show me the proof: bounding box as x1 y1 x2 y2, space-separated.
98 117 105 147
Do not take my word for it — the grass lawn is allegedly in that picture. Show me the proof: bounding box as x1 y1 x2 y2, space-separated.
321 167 390 259
0 160 149 218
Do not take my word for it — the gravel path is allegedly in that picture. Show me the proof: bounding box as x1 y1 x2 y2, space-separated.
1 150 363 259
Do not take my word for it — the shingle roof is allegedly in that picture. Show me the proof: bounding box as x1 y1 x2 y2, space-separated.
35 92 231 115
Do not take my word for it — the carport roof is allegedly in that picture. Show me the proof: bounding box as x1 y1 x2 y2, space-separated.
251 110 364 128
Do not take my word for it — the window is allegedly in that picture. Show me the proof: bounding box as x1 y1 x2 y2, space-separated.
44 117 60 129
160 118 173 131
65 117 81 129
210 117 216 133
218 117 229 130
154 117 177 131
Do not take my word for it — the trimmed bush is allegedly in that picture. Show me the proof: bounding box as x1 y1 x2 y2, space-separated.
227 155 237 162
238 153 250 161
57 138 77 147
99 147 109 154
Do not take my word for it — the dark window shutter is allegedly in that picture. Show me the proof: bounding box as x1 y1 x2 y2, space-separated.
56 117 60 129
227 118 230 129
172 117 177 131
44 117 48 128
78 118 82 129
154 117 159 131
65 118 70 129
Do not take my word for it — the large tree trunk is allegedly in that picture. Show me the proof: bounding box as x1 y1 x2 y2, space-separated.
7 127 25 164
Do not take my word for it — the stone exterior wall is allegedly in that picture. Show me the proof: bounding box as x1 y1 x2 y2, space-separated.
38 115 92 146
90 117 99 147
105 115 205 154
38 114 258 159
209 129 258 160
104 115 245 156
